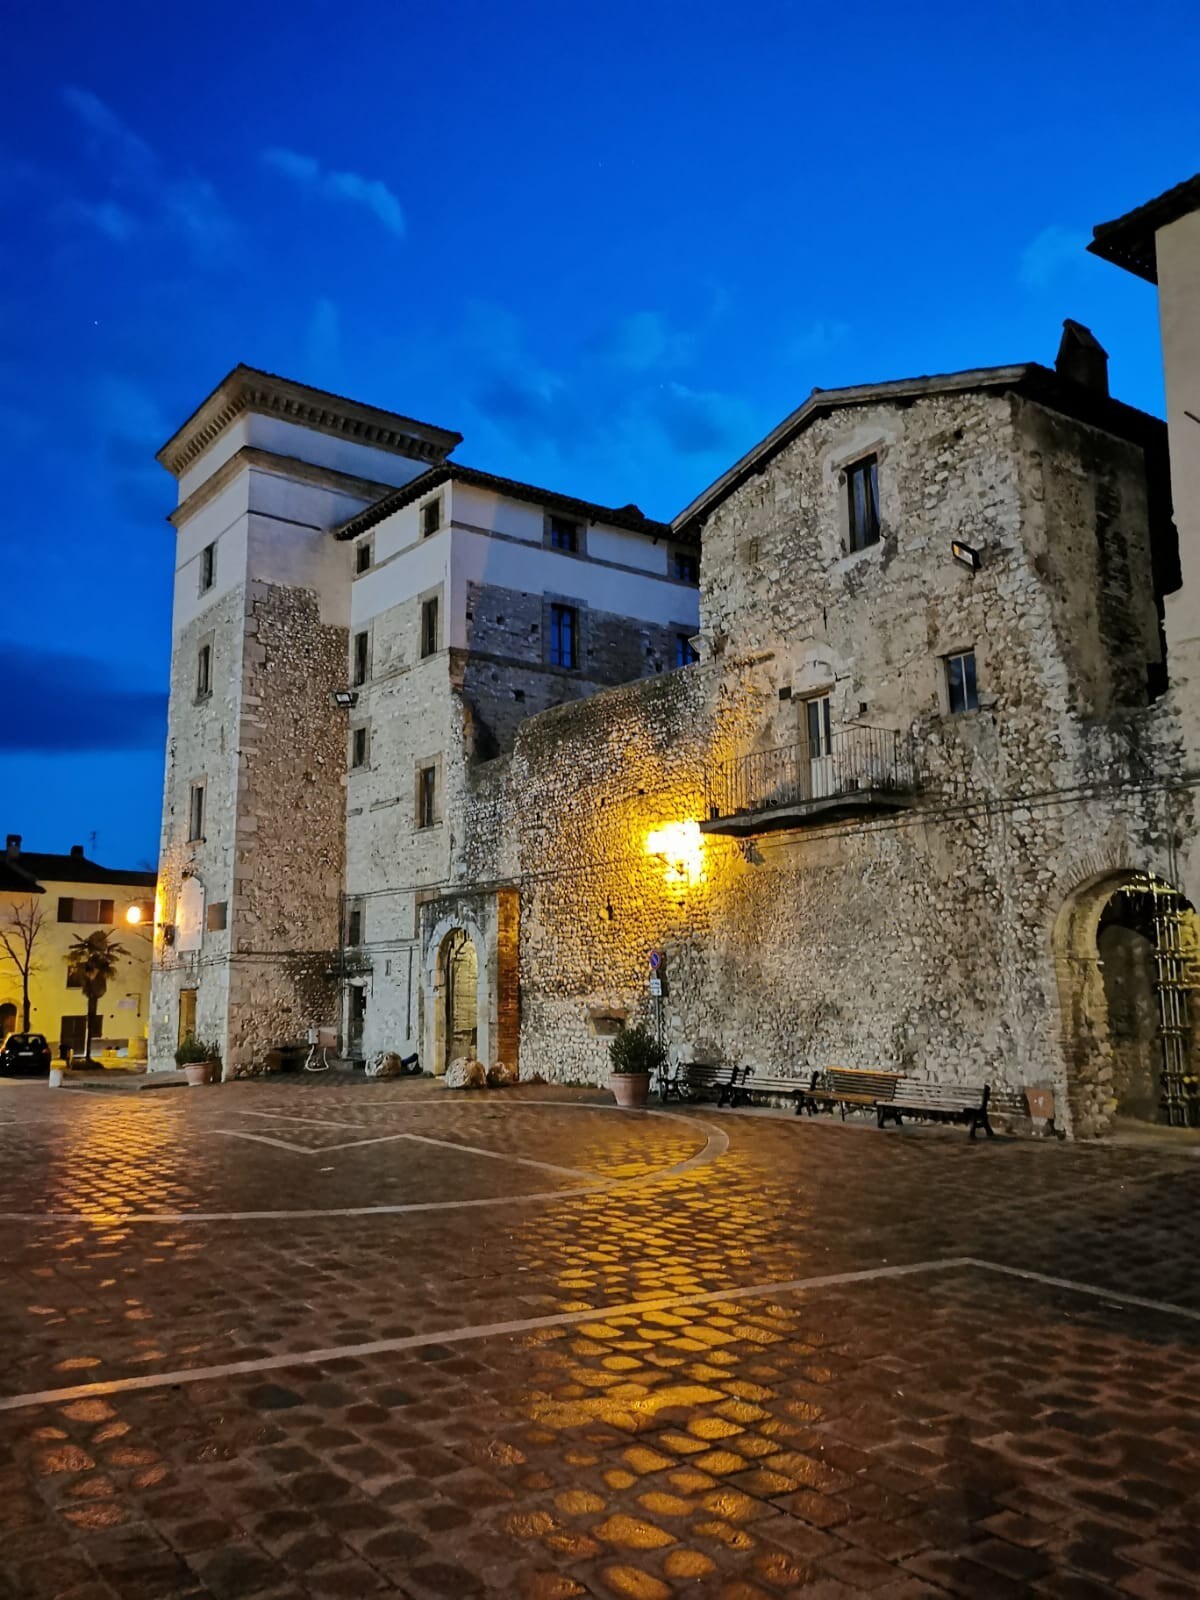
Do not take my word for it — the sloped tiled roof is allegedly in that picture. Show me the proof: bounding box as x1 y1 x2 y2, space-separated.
1089 174 1200 283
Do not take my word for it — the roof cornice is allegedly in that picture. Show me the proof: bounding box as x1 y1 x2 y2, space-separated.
168 446 399 529
157 365 463 479
1089 173 1200 284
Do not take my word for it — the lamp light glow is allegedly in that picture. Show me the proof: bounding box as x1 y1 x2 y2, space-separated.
645 820 704 886
125 904 143 925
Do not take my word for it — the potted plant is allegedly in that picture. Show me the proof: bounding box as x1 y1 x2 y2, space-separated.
175 1034 221 1086
608 1021 666 1109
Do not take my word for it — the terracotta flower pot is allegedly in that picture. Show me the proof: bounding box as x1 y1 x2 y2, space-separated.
610 1071 651 1109
184 1061 216 1087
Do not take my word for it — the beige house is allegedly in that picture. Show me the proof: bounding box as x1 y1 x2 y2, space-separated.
0 836 155 1059
1091 174 1200 903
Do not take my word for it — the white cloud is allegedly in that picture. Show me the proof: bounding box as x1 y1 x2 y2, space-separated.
54 198 139 242
1019 225 1088 289
261 147 406 238
57 86 235 260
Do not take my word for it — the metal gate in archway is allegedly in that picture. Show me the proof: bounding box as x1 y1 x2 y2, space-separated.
1122 873 1199 1126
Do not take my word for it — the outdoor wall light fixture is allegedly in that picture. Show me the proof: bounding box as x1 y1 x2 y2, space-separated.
331 690 359 709
645 820 704 886
951 540 980 571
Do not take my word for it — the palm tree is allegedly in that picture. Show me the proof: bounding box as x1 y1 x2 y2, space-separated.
65 931 129 1063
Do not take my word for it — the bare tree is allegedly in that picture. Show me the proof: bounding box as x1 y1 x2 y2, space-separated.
0 897 46 1033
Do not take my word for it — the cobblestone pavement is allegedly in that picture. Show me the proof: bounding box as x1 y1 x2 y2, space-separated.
1 1077 1198 1600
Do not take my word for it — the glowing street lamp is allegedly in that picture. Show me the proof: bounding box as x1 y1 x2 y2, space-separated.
125 904 143 926
645 821 705 886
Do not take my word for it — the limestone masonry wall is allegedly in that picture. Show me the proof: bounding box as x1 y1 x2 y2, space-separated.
459 385 1193 1135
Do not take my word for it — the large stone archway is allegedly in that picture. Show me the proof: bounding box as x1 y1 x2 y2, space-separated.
420 891 521 1080
1054 868 1200 1137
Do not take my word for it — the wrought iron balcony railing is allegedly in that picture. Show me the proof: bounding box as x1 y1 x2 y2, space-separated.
703 725 921 834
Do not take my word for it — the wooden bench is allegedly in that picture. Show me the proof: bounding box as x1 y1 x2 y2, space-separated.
807 1066 904 1119
659 1061 751 1107
877 1081 994 1139
741 1069 819 1115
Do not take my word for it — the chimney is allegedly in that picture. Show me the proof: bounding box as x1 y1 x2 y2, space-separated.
70 844 85 859
1056 320 1109 396
5 834 19 859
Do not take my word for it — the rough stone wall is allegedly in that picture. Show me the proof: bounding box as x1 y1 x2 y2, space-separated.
223 581 348 1070
456 386 1193 1134
149 584 244 1068
459 580 690 756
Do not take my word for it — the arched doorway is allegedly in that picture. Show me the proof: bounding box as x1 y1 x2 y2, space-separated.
441 927 479 1071
1056 870 1200 1134
0 1001 16 1038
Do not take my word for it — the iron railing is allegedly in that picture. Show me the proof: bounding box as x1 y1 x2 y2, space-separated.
706 726 920 822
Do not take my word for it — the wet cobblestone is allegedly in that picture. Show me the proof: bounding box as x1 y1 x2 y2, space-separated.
0 1077 1198 1597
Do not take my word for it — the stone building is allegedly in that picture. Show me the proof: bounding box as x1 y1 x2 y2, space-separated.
148 369 699 1075
453 340 1195 1138
150 305 1199 1135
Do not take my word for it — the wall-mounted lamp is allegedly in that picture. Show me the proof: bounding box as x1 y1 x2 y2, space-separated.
331 690 359 709
951 540 980 571
645 821 705 887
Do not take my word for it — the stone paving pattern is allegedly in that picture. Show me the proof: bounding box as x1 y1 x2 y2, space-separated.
0 1077 1198 1598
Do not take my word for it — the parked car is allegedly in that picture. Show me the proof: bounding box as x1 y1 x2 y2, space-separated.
0 1033 52 1076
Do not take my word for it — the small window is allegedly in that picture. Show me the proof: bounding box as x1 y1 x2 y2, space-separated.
352 631 370 687
417 764 437 828
196 642 212 699
57 897 113 925
188 782 205 842
199 542 216 593
351 726 369 769
355 540 372 575
548 514 580 553
945 649 979 714
66 962 83 989
421 497 442 538
675 633 699 668
847 455 880 552
346 902 363 946
420 596 439 659
673 550 699 584
205 901 228 932
549 603 579 669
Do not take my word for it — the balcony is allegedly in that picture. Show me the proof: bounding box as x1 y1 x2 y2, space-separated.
702 726 921 837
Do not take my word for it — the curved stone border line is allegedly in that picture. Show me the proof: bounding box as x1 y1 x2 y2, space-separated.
0 1101 730 1225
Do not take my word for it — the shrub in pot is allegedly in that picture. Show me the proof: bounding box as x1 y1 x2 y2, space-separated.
608 1022 666 1108
175 1033 222 1086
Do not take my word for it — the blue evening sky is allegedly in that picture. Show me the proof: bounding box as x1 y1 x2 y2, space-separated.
1 0 1196 867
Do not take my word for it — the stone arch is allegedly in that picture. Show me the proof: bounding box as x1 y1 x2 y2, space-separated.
1053 866 1199 1137
0 1000 16 1037
423 915 488 1077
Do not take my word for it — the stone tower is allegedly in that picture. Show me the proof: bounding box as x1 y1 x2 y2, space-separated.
148 368 460 1074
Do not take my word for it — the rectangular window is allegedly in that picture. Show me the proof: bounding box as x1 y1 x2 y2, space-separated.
196 642 212 699
548 514 580 553
421 497 441 538
355 539 372 574
673 550 699 584
421 595 439 659
66 963 82 989
57 898 116 925
549 603 579 669
205 901 227 932
350 726 369 769
675 633 699 667
847 456 881 552
346 901 363 946
352 630 370 687
945 649 979 714
417 764 437 828
199 542 215 593
188 782 206 842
